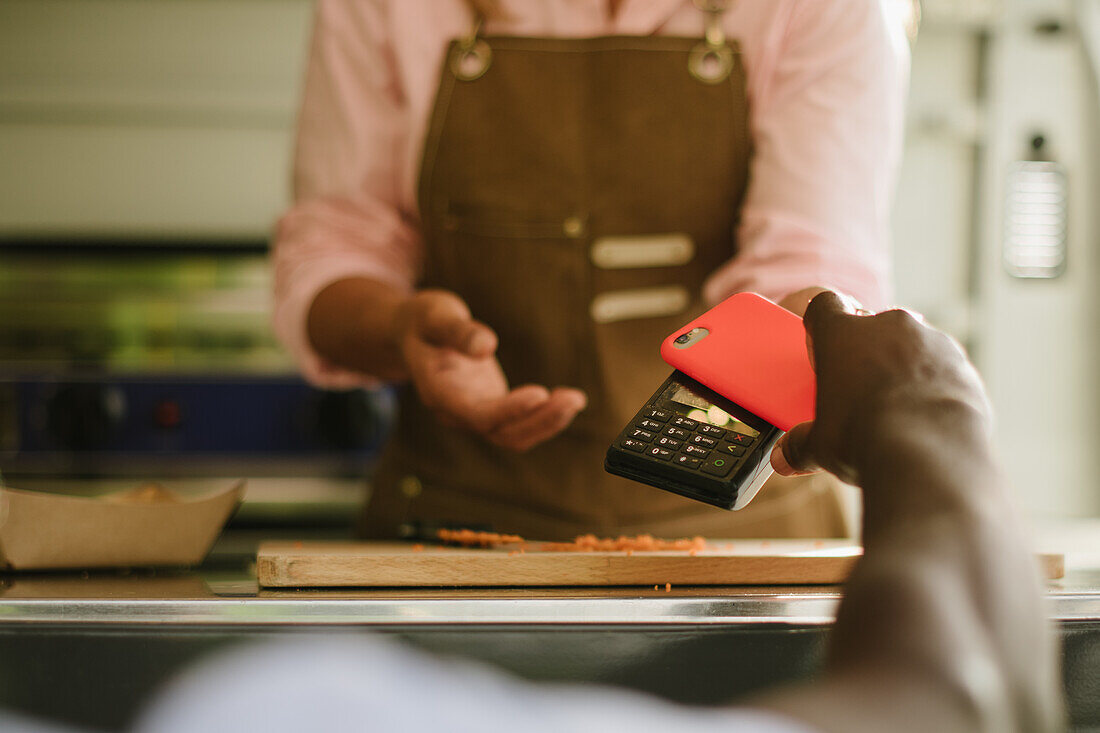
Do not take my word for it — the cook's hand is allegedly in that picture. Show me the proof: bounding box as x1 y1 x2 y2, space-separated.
777 287 832 317
770 291 990 484
393 290 587 452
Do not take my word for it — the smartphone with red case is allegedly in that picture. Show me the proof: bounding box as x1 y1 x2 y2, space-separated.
661 292 815 431
604 293 815 511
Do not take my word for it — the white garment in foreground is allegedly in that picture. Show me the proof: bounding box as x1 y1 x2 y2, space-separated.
132 636 817 733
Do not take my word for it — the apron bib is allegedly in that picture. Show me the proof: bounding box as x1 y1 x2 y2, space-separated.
361 5 849 540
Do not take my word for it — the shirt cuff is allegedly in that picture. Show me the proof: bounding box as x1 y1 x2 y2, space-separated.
703 247 890 313
272 256 411 390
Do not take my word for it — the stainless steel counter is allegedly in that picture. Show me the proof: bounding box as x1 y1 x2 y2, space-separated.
2 542 1100 731
2 569 1100 626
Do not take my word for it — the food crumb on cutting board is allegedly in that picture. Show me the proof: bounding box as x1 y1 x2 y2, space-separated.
436 529 708 553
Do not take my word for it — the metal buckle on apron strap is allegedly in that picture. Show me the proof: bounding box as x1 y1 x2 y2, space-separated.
451 15 492 81
452 3 733 85
690 0 734 84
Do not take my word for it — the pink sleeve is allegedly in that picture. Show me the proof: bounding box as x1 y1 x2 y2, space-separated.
272 0 422 388
703 0 910 311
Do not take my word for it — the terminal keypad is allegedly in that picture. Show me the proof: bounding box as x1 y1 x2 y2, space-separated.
621 405 758 480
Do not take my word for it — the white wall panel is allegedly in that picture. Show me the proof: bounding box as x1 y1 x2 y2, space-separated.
0 0 312 237
891 29 983 337
0 124 292 237
976 0 1100 517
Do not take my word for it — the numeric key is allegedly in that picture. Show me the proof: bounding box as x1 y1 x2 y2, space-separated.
690 434 718 449
671 416 698 430
654 436 682 450
698 424 726 438
643 408 671 422
648 446 674 461
665 426 690 441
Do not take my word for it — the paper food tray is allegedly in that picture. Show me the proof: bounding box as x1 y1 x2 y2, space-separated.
0 481 244 570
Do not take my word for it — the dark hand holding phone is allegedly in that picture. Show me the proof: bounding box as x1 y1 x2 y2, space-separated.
604 293 814 510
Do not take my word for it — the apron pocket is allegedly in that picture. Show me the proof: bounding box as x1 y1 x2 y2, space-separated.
589 285 691 324
590 233 696 269
425 206 594 395
440 203 589 241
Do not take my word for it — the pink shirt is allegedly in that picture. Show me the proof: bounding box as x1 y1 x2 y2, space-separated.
273 0 910 387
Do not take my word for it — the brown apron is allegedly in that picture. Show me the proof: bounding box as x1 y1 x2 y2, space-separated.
361 4 850 541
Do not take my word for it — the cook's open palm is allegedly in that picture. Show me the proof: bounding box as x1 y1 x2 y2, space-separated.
397 290 586 452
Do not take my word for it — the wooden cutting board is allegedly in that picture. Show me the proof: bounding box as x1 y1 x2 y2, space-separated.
256 540 1066 588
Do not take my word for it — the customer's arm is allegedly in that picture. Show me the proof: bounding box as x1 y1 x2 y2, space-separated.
756 292 1064 733
125 297 1063 733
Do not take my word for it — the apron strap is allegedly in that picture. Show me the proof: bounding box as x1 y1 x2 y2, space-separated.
690 0 735 84
451 15 492 81
451 1 737 85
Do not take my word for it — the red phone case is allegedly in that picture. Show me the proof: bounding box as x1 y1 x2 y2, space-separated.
660 292 815 432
